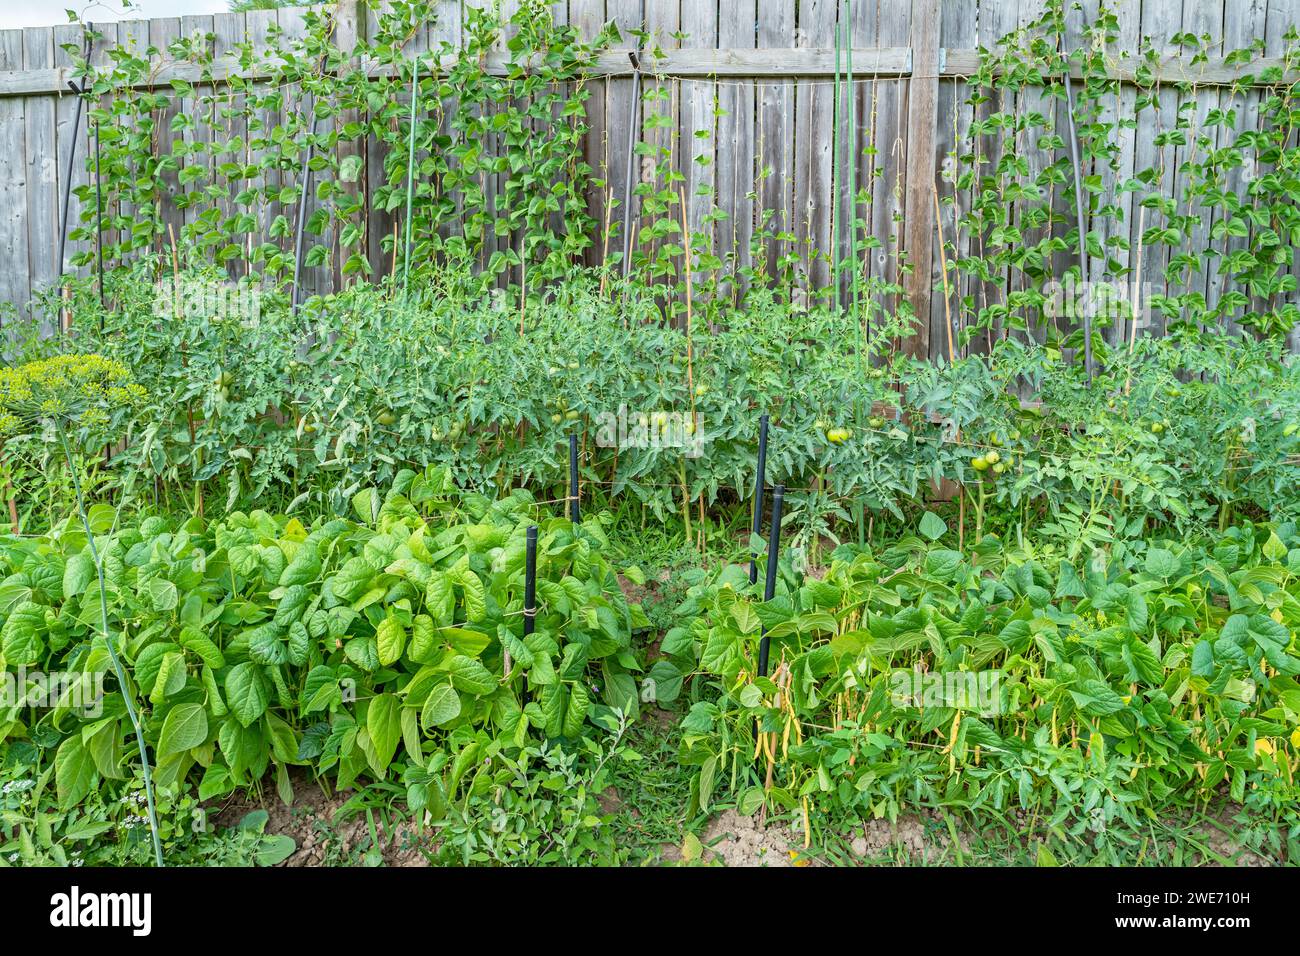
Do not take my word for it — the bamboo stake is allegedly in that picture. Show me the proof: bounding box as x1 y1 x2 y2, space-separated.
1124 205 1147 396
932 182 955 364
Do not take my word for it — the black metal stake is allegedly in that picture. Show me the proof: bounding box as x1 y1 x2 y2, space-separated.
57 30 92 303
290 115 318 315
568 434 580 524
757 484 785 678
523 525 538 638
749 413 769 586
56 81 85 285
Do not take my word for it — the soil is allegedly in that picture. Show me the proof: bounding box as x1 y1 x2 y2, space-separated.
687 800 1277 867
693 808 806 867
207 768 433 867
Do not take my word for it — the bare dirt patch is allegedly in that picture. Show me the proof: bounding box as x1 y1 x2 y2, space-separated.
207 769 433 867
698 808 805 867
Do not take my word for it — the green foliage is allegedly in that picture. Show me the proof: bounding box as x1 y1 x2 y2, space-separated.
952 0 1300 346
37 269 1300 551
670 517 1300 842
0 466 646 855
64 0 610 290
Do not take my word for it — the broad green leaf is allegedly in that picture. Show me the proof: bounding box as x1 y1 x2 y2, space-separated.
421 683 461 729
158 702 209 759
225 662 270 727
366 693 401 769
55 734 95 809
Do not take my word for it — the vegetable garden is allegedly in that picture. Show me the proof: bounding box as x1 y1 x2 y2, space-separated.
1 0 1300 868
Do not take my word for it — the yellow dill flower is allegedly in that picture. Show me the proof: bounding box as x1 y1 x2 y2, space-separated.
0 354 144 433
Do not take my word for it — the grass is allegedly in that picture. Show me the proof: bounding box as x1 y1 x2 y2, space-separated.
602 714 703 865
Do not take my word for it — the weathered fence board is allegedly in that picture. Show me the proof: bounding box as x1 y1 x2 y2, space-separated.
0 30 31 315
22 27 57 333
794 0 837 294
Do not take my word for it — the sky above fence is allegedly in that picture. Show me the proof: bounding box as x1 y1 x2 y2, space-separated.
0 1 228 31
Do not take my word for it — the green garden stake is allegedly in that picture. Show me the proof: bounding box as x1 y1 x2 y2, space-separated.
402 54 420 297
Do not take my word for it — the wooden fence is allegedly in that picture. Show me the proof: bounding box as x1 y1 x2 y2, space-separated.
0 0 1297 358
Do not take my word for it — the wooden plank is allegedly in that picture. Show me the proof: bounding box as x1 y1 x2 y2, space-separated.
333 0 363 288
939 49 1297 85
1265 0 1300 353
901 0 937 359
678 0 718 268
426 0 463 278
1042 0 1077 352
840 0 873 309
242 10 276 275
966 0 1020 353
570 0 609 267
717 0 757 293
1218 0 1267 339
5 46 1298 95
178 15 214 249
148 18 183 265
793 0 837 294
0 30 30 315
276 7 325 300
1179 1 1225 333
362 0 393 281
1134 0 1185 343
755 0 794 281
863 0 915 332
22 27 58 326
639 0 679 278
933 0 976 356
605 0 641 276
213 11 247 281
486 0 517 286
1105 0 1142 349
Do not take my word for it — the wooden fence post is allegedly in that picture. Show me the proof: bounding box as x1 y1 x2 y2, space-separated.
901 0 939 360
